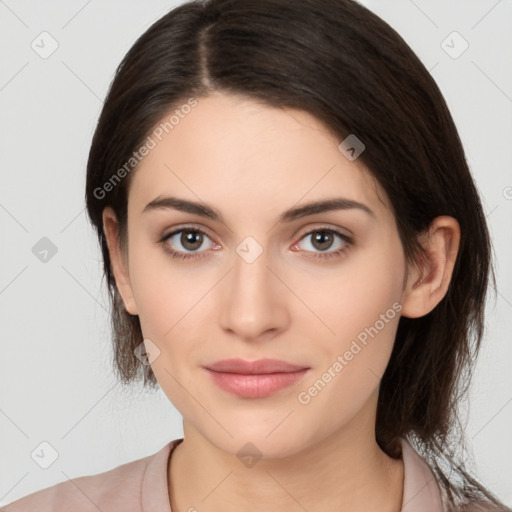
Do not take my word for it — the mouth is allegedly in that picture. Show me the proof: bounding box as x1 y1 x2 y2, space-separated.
203 358 311 398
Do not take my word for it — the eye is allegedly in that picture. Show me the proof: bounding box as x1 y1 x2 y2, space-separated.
159 227 219 260
158 225 353 261
291 227 353 259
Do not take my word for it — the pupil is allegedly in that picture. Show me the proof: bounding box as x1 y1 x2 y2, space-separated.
182 231 202 250
313 231 332 251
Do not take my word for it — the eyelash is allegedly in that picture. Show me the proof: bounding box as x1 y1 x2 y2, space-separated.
158 225 353 261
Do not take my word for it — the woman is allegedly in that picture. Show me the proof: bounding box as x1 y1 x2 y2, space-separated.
3 0 510 511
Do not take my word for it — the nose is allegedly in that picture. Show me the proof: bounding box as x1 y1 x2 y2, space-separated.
219 243 290 342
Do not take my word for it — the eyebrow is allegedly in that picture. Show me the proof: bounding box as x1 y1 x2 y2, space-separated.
142 195 375 223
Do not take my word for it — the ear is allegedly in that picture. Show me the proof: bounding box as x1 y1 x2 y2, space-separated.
102 206 138 316
401 216 460 318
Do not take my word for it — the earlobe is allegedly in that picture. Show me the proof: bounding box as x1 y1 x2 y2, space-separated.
102 207 138 316
400 216 460 319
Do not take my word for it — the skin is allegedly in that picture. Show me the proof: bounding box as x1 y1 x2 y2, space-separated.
102 91 460 512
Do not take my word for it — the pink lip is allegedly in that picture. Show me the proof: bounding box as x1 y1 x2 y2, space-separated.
203 358 310 398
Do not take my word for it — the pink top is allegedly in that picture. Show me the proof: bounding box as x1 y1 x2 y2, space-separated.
0 437 455 511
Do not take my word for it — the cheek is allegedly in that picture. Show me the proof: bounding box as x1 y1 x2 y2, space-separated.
303 234 405 338
126 228 202 335
298 273 403 425
303 234 405 385
132 267 203 341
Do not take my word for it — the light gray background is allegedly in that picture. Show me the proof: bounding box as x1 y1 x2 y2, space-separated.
0 0 511 507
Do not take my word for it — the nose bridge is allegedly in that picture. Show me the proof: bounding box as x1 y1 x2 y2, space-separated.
219 235 288 339
233 239 271 294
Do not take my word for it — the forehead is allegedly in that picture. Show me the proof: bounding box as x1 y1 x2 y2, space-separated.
128 92 390 221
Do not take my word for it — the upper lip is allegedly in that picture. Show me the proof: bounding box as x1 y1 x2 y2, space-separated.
204 358 310 374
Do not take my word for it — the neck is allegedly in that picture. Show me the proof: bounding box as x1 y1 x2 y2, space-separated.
168 390 404 512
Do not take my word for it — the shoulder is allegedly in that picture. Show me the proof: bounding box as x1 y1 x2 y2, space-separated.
399 439 511 512
1 444 169 512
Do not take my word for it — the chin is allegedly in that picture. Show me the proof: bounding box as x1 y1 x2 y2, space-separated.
205 426 314 461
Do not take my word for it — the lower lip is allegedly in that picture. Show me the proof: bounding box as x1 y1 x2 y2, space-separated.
204 368 309 398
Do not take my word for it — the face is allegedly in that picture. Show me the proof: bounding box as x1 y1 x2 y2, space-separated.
105 91 417 458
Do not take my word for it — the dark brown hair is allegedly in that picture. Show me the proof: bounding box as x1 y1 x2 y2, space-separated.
85 0 509 510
